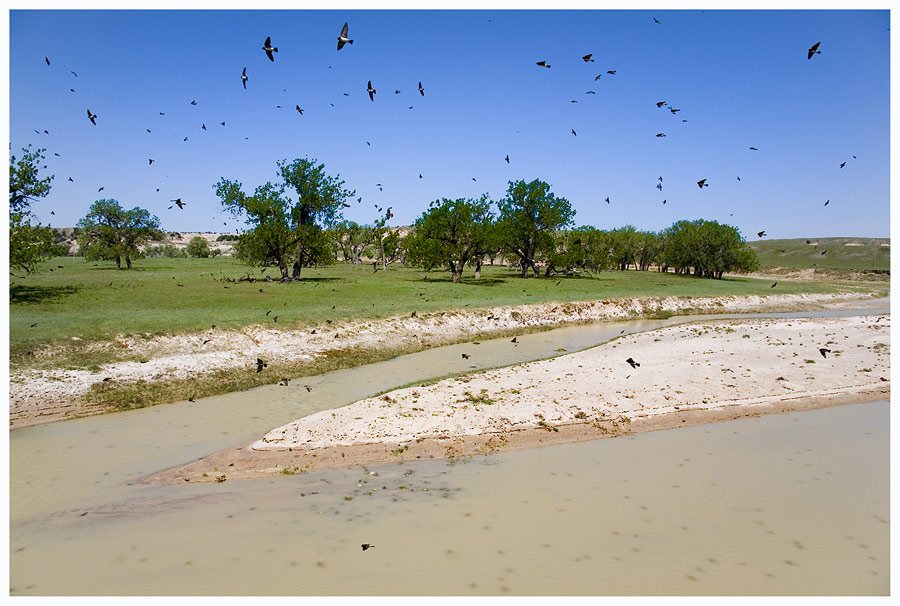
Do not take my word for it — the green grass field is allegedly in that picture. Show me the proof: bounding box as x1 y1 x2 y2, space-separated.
10 255 872 364
749 237 890 270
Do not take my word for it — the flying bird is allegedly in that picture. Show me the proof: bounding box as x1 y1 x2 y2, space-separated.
149 159 154 165
510 337 518 343
657 183 663 191
361 544 374 551
808 41 821 60
656 101 667 108
824 199 829 206
201 123 206 130
171 198 185 209
262 36 278 62
840 162 846 168
45 56 50 65
656 133 666 137
337 22 353 50
256 357 267 373
571 129 577 136
190 100 197 105
98 186 104 192
586 90 596 94
605 196 610 204
86 109 97 125
819 348 831 358
771 282 777 288
757 231 766 238
536 60 550 68
653 17 661 23
607 70 616 74
295 105 303 114
626 357 640 368
367 80 376 101
594 74 602 80
418 81 424 96
582 53 594 62
749 146 758 150
697 179 708 188
241 67 247 89
505 154 509 163
461 353 470 359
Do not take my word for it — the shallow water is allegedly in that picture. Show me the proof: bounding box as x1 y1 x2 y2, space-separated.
9 303 890 595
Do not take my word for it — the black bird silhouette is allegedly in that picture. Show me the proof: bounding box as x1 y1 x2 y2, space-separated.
820 250 827 255
605 196 610 204
505 154 509 163
594 74 602 80
657 183 663 191
256 357 267 373
571 129 577 136
536 60 550 68
361 544 374 551
697 179 708 188
149 159 154 165
749 146 758 150
669 107 680 114
241 67 247 89
819 348 831 358
737 175 741 181
626 357 640 368
98 186 104 192
586 90 596 94
395 89 400 94
656 101 667 108
201 123 206 130
510 337 518 343
86 109 97 125
295 105 303 115
656 133 666 137
418 81 424 96
171 198 185 209
262 36 278 61
607 70 616 74
337 22 353 50
758 231 766 237
653 17 661 23
305 385 312 392
190 100 197 105
461 353 470 359
582 53 594 62
367 80 376 101
824 200 829 206
808 41 821 60
662 199 667 205
68 177 73 182
771 282 777 288
840 162 846 168
45 56 50 66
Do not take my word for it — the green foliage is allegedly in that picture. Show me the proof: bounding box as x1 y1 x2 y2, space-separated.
146 243 187 258
330 220 373 264
659 219 758 279
76 199 162 269
215 157 355 279
9 145 55 273
215 234 239 242
186 236 211 258
404 196 495 282
496 179 575 278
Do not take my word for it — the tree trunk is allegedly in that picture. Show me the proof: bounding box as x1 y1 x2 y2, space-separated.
474 258 482 279
115 254 121 270
292 261 301 279
125 256 132 269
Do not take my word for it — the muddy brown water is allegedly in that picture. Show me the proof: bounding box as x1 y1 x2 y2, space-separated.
9 302 890 595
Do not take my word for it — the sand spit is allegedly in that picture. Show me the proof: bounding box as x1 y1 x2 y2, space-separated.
145 314 889 484
8 292 878 428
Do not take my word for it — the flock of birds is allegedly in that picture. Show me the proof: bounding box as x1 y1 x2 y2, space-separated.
32 18 855 237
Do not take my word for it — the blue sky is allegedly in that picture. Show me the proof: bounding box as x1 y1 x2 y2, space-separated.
9 8 891 239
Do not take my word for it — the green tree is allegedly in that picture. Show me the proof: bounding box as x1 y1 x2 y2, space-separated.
330 220 372 264
186 236 210 258
404 196 494 282
215 157 354 279
659 219 759 279
77 199 162 269
496 179 575 278
9 145 54 273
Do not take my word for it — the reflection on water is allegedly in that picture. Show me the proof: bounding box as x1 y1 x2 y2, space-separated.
9 304 890 595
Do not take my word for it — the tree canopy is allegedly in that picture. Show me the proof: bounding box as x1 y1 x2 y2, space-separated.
9 145 54 273
215 157 355 279
76 199 162 269
496 179 575 278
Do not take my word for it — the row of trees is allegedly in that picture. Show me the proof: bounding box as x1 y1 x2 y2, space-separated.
10 149 758 279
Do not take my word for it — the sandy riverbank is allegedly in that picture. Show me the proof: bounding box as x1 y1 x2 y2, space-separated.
8 292 880 429
144 313 889 485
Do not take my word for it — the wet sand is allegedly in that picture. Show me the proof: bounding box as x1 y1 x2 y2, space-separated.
145 315 889 485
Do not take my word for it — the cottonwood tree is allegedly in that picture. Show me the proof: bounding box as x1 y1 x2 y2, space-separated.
659 219 759 278
77 199 162 269
496 179 575 278
186 236 210 258
404 196 495 282
215 157 354 279
9 145 54 273
330 220 372 264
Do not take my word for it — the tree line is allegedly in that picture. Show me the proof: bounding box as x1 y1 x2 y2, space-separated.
10 149 758 279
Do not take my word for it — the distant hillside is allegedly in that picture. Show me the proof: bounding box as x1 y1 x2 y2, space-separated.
748 237 889 271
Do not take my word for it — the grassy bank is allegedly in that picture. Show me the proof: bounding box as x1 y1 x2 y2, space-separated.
11 256 872 364
749 237 890 270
